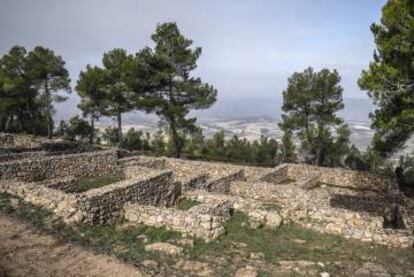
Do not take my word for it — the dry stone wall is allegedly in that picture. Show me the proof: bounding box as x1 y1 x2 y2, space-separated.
205 169 245 193
40 177 80 193
119 156 166 170
228 179 414 248
124 202 229 240
76 170 180 224
0 150 119 181
0 151 47 163
259 163 394 193
121 155 247 193
0 133 43 147
185 189 283 230
0 169 181 225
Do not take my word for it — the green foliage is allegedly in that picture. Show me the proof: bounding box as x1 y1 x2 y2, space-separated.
182 130 280 167
279 129 297 163
204 130 227 161
175 198 200 210
122 128 151 151
142 22 217 157
76 65 106 144
54 116 94 141
358 0 414 155
182 127 206 159
252 136 279 166
151 129 167 155
395 153 414 189
280 67 350 166
76 176 121 193
102 126 120 146
99 49 136 148
26 46 71 139
0 46 48 135
344 145 369 171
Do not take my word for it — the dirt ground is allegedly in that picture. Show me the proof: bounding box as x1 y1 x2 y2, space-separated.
0 215 145 277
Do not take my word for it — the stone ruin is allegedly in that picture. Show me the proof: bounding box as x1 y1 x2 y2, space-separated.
0 144 413 246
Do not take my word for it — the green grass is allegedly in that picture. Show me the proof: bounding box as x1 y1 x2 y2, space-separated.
75 176 121 193
1 193 413 276
175 198 200 210
186 212 414 276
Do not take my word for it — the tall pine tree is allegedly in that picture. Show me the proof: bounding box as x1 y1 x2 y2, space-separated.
26 46 71 139
280 67 349 166
144 23 217 157
99 48 135 148
359 0 414 155
76 65 106 144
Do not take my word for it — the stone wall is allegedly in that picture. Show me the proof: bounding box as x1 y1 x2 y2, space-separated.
122 155 247 193
119 156 166 170
75 170 180 224
0 181 76 212
0 133 44 147
0 150 119 181
259 163 394 193
185 189 283 230
0 169 181 225
0 151 46 163
228 179 414 248
124 202 229 240
259 165 290 184
40 176 80 193
205 169 245 193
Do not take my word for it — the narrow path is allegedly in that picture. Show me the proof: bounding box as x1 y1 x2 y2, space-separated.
0 215 146 277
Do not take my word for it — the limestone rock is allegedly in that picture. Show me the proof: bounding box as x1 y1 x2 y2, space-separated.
177 238 194 247
353 262 390 277
145 242 183 256
141 260 158 268
235 266 258 277
176 260 215 277
264 212 282 229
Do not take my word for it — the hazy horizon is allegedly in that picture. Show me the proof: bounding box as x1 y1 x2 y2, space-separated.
1 1 386 102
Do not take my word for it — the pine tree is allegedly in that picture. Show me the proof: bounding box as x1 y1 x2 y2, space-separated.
0 46 41 134
280 67 348 166
76 65 106 144
99 48 135 148
359 0 414 155
26 46 71 139
143 22 217 157
280 129 297 163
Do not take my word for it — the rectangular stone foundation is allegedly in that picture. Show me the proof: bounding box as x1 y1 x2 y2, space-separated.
0 169 181 225
124 202 229 240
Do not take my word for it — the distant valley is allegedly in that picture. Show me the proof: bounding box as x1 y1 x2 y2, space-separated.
56 96 376 150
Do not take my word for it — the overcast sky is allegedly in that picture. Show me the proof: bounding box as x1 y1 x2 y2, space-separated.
0 0 386 103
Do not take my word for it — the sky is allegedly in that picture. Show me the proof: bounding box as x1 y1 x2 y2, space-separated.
0 0 386 106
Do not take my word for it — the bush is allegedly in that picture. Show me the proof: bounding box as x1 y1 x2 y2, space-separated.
395 154 414 189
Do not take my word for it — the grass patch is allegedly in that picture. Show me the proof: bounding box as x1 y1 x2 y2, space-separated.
187 211 414 276
175 198 200 210
75 176 121 193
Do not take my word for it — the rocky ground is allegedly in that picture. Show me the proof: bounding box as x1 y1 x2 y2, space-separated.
1 192 414 277
0 215 145 277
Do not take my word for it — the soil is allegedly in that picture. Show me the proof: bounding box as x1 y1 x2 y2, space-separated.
0 215 146 277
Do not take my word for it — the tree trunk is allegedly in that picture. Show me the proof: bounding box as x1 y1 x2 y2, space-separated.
26 99 36 136
169 119 181 158
5 115 12 132
45 83 53 139
315 124 324 166
90 115 94 144
117 112 123 149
